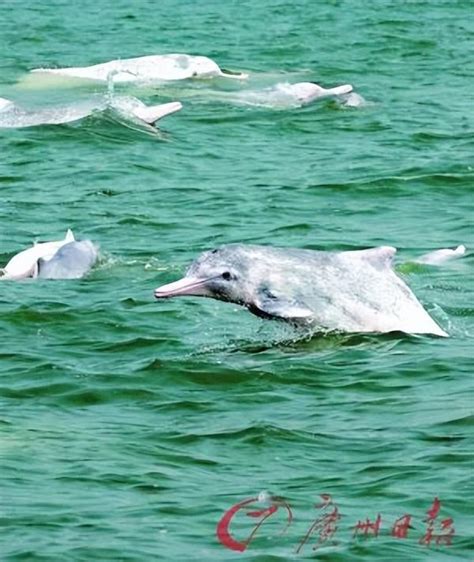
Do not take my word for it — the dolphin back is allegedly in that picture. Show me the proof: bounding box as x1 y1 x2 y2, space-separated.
37 240 98 279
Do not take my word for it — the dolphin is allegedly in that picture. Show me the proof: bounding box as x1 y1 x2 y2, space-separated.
413 245 466 266
154 244 447 337
284 82 353 104
37 240 98 279
29 54 248 83
0 95 182 129
1 231 97 280
219 82 354 109
1 229 75 280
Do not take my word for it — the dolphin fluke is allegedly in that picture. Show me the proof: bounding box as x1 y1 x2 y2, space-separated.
132 101 183 124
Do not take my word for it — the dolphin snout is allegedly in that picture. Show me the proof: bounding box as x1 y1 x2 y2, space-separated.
154 276 212 298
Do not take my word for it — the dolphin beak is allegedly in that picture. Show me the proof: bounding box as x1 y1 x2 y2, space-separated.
323 84 353 96
154 276 212 298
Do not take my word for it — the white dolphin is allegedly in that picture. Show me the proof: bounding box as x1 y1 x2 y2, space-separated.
1 230 98 280
0 95 182 129
218 82 355 109
36 240 98 279
284 82 353 103
154 244 448 337
30 54 248 83
414 245 466 266
1 230 75 280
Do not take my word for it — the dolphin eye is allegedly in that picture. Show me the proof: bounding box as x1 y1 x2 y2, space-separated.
222 271 232 281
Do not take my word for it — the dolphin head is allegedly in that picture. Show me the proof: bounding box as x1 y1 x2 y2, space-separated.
154 245 315 322
290 82 353 103
188 56 248 79
154 245 252 304
189 55 222 77
291 82 326 102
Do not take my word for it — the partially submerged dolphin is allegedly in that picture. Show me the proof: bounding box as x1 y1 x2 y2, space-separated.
413 245 466 266
30 54 248 83
154 244 447 337
219 81 355 109
0 95 182 129
36 240 98 279
1 230 97 280
1 229 75 280
285 82 353 104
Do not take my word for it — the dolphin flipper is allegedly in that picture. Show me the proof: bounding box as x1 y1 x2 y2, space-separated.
253 288 313 321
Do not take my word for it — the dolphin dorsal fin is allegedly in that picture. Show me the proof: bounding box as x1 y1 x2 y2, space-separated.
65 229 75 242
343 246 397 270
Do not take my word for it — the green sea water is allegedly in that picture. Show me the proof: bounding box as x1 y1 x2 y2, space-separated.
0 1 473 560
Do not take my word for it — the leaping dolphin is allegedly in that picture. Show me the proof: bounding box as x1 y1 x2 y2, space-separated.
154 244 448 337
1 230 97 280
29 54 248 83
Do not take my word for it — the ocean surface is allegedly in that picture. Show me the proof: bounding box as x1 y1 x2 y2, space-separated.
0 0 473 560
